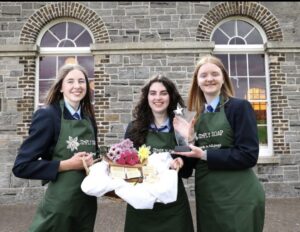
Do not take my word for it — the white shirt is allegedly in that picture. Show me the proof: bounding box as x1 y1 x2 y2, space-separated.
64 101 81 120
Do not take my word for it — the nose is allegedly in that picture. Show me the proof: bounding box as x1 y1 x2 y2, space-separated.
74 80 81 88
206 75 214 81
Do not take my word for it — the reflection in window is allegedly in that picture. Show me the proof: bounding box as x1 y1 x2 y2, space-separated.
38 21 94 107
248 88 267 145
217 54 268 147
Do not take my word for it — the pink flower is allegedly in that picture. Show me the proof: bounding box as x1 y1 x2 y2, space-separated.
124 151 140 165
116 153 126 165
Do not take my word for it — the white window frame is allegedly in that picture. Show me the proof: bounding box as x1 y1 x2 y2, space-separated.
35 18 94 109
211 17 273 157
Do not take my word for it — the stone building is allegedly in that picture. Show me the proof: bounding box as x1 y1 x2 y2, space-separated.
0 1 299 203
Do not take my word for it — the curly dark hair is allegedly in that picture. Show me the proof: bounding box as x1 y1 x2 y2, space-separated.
129 74 185 147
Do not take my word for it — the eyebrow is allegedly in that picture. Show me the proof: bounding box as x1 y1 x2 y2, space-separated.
149 90 168 93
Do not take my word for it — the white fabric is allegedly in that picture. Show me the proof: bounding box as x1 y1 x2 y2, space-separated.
81 152 178 209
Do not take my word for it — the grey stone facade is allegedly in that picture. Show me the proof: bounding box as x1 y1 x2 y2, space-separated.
0 1 299 203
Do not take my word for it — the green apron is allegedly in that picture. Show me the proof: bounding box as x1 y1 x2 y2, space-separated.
194 100 265 232
125 131 194 232
28 101 97 232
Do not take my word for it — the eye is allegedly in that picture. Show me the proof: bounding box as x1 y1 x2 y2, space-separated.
212 72 220 77
79 79 86 84
199 73 207 78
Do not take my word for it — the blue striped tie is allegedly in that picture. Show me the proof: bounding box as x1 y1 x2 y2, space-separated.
207 105 214 113
73 112 80 120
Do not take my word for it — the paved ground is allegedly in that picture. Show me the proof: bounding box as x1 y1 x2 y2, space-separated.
0 198 299 232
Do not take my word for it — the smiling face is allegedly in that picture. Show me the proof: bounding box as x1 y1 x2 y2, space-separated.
197 62 224 102
147 82 170 116
60 69 87 110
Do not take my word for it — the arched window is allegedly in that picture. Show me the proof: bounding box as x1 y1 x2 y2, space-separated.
36 19 94 108
211 18 272 156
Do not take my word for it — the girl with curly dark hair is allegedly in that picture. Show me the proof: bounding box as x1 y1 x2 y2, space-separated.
124 74 194 232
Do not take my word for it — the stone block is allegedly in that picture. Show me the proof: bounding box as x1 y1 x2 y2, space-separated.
2 6 21 15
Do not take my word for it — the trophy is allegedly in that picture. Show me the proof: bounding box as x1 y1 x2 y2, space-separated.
173 104 196 152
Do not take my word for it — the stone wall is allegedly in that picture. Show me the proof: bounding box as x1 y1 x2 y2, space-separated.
0 1 300 203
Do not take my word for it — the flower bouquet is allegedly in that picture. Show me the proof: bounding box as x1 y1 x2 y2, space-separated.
104 139 151 183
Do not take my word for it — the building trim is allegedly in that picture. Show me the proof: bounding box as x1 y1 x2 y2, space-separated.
91 41 214 55
0 45 38 57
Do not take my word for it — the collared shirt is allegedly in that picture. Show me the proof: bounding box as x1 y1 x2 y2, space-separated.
205 95 220 113
149 117 171 132
64 100 81 120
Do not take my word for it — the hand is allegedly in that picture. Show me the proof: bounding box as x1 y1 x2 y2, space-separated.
173 116 196 142
59 152 93 172
170 157 183 170
173 144 205 159
81 153 94 167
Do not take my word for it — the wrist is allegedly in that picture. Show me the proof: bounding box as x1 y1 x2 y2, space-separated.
188 133 196 144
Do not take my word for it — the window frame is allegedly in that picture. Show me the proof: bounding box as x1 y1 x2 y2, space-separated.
36 18 94 109
211 17 273 157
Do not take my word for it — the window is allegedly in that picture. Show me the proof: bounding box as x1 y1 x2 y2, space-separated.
37 19 94 107
212 18 272 156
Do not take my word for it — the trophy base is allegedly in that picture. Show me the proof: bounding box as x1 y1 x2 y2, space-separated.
174 146 191 152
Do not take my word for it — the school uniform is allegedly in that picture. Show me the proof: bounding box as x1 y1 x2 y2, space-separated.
13 100 99 232
124 121 194 232
194 96 265 232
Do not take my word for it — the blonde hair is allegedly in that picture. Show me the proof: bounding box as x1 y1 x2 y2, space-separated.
187 55 234 117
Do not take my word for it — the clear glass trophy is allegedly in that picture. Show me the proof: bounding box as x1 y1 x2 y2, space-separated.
173 104 196 152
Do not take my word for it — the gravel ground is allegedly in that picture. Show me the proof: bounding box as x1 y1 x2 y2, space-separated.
0 198 299 232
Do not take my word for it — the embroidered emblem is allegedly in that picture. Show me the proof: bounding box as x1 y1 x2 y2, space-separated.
66 136 80 151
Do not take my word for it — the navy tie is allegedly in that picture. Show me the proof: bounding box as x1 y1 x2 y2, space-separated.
157 125 168 132
206 105 214 113
73 112 80 120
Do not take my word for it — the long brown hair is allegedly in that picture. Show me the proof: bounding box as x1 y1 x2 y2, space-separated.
188 55 234 117
45 64 95 119
130 74 185 147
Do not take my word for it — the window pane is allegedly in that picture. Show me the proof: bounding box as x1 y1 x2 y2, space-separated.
230 54 247 76
68 22 85 40
39 56 56 79
77 56 94 79
216 54 229 71
212 28 229 44
75 30 93 46
245 28 263 44
39 80 55 103
248 79 266 100
237 20 253 37
40 31 58 47
231 77 247 99
58 56 77 68
50 23 66 40
257 125 268 145
229 37 245 45
58 40 75 47
219 21 235 37
249 54 265 76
